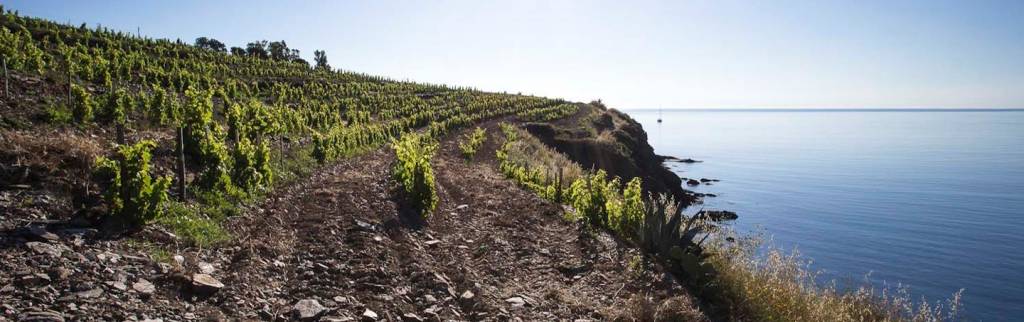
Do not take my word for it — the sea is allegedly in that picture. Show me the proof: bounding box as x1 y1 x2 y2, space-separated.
626 109 1024 321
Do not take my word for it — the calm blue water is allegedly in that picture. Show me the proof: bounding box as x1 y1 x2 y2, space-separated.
627 109 1024 321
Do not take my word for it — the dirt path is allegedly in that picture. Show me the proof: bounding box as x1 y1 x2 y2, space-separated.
190 126 705 320
0 126 705 321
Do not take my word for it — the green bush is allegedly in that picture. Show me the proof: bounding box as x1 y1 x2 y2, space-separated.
567 170 618 227
183 86 215 157
564 171 649 241
392 133 438 216
70 84 95 123
0 26 47 73
147 84 169 125
228 99 279 142
231 138 273 192
458 127 487 159
94 140 173 226
44 102 72 124
195 127 233 191
312 134 329 164
227 102 244 141
614 177 645 238
178 86 235 192
104 88 131 125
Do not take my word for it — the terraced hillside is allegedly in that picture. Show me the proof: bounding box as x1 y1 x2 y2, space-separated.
0 8 715 321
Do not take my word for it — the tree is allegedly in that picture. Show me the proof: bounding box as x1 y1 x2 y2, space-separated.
268 40 300 61
314 50 330 70
245 40 268 59
229 46 245 56
194 37 226 52
268 41 287 60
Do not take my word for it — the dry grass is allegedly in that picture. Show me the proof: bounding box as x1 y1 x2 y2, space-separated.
501 125 583 184
607 294 707 321
704 232 964 322
0 129 103 169
0 129 104 188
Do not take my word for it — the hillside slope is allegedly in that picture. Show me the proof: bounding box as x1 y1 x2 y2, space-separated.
0 9 707 322
0 125 706 321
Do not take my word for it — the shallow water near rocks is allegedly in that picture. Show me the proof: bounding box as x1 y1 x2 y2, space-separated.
627 109 1024 321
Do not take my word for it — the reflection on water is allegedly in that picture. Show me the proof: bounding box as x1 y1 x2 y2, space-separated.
627 109 1024 321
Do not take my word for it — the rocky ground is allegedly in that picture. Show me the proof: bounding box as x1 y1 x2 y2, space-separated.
0 124 706 321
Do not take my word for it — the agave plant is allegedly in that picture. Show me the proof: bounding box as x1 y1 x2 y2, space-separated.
638 194 721 283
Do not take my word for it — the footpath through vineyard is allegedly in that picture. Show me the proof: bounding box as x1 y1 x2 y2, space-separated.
0 124 706 321
201 124 706 320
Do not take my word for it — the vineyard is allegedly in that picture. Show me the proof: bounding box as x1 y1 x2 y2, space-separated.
0 6 975 322
0 8 720 321
0 8 580 233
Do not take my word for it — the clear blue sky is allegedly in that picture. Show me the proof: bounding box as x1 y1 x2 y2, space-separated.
5 0 1024 109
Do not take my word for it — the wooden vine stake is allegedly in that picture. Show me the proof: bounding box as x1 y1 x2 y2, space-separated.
67 68 72 105
3 56 8 98
278 136 284 169
176 126 187 201
556 166 564 203
115 122 128 205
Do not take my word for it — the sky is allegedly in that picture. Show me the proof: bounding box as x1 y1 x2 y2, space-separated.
5 0 1024 109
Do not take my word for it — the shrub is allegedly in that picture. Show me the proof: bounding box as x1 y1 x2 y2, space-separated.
182 86 215 157
392 133 438 216
70 84 95 123
566 170 618 227
615 177 645 238
45 102 72 124
94 140 172 226
227 102 244 141
104 88 131 125
0 26 47 73
228 99 279 142
458 127 487 159
195 127 233 191
312 134 328 164
231 138 273 192
178 86 235 192
147 84 169 125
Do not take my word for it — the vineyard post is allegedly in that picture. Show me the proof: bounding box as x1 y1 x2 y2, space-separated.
176 126 186 200
3 56 8 98
556 166 564 203
116 123 125 145
116 127 128 206
67 68 72 104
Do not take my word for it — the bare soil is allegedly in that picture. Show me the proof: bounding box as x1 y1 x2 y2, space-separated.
0 123 706 321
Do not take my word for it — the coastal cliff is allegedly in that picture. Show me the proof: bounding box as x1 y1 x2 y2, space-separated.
523 103 694 206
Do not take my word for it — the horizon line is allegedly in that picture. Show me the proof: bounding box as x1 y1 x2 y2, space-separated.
621 107 1024 112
